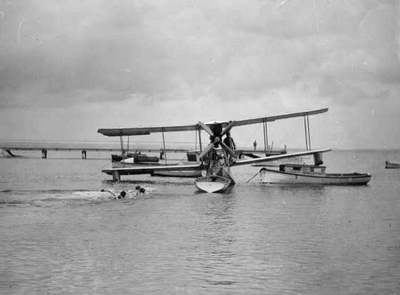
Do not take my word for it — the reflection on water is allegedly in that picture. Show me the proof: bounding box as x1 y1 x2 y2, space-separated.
1 151 400 294
189 195 239 289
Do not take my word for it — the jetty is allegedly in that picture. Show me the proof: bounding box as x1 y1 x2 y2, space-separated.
1 140 291 160
0 141 189 159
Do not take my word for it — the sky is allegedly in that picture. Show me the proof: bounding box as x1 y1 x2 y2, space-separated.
0 0 399 150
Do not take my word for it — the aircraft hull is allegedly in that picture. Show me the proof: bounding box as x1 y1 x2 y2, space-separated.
195 175 233 193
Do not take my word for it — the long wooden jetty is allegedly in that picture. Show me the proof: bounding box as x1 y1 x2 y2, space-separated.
1 141 287 160
0 142 189 159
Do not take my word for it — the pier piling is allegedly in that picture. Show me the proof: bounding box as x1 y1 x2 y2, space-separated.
112 171 121 182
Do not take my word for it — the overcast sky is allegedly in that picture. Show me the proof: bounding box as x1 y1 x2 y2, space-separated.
0 0 399 150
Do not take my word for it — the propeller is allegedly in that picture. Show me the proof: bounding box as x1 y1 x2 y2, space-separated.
198 120 236 160
221 121 236 137
221 141 235 157
199 143 214 159
197 121 214 137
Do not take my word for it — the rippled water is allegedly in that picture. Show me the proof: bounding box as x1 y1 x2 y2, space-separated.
1 150 399 294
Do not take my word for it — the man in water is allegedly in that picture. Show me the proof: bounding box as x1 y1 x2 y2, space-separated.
135 186 146 194
101 189 127 199
117 191 126 199
101 186 148 199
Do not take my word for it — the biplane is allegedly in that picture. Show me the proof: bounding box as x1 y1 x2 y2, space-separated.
98 108 330 193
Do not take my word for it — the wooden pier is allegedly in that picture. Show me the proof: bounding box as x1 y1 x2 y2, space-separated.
1 142 288 160
0 142 191 159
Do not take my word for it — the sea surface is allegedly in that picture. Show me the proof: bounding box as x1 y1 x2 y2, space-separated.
1 149 399 294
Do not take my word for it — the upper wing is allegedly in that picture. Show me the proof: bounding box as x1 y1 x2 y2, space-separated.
231 108 328 127
98 108 328 137
102 163 203 175
232 148 331 167
98 124 198 137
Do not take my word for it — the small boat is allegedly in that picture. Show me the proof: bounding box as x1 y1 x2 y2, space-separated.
112 152 159 164
115 151 202 177
195 175 233 193
385 161 400 169
150 152 202 177
260 164 371 185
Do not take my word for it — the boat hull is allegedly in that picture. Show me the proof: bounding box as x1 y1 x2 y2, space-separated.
195 175 232 193
260 168 371 185
118 155 159 164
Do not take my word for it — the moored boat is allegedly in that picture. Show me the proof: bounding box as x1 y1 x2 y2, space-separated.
385 161 400 169
113 152 159 164
260 164 371 185
150 151 202 177
115 151 202 177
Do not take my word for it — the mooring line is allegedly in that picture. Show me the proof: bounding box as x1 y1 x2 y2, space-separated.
246 170 261 183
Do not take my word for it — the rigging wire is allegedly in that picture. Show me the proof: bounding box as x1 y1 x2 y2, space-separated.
246 169 261 183
242 123 262 150
98 160 111 171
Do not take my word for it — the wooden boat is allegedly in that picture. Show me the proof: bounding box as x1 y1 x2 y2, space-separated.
195 175 233 193
385 161 400 169
151 152 202 177
260 164 371 185
114 151 202 178
112 152 159 164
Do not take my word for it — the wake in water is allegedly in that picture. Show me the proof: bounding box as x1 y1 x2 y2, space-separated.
0 186 156 207
101 185 149 199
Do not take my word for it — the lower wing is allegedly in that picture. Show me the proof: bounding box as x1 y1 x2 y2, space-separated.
102 163 203 175
232 148 331 167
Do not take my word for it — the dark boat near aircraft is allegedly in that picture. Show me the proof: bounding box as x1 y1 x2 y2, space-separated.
385 161 400 169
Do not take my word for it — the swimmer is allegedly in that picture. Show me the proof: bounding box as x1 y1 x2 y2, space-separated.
135 185 146 195
117 191 127 199
101 189 127 200
101 189 115 197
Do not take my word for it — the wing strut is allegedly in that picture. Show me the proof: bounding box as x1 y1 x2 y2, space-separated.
161 129 167 164
198 129 202 156
119 135 124 155
303 114 312 151
263 120 268 154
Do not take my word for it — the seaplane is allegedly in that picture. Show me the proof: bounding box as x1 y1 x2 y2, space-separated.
98 108 330 193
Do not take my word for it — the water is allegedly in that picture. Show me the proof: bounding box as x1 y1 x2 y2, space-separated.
1 150 399 294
